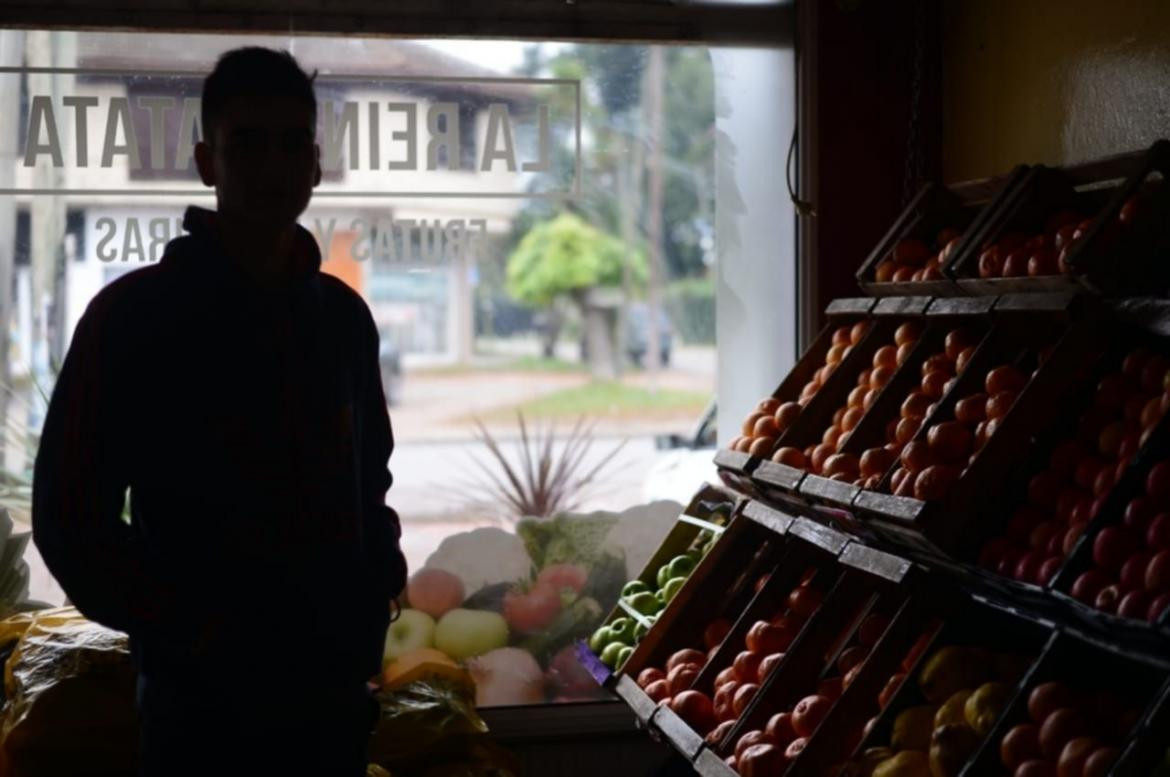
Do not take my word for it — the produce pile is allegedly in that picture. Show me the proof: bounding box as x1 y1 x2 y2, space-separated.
850 644 1031 777
588 524 721 672
871 229 963 284
383 512 631 706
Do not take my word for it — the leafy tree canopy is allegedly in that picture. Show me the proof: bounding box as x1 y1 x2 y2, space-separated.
506 212 647 307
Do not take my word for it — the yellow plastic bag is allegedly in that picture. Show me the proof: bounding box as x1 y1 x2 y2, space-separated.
368 678 517 777
0 607 137 777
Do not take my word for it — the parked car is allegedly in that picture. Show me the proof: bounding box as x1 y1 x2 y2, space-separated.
378 333 404 406
641 399 718 503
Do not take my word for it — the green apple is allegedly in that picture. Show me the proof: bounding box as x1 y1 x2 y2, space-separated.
609 617 637 645
657 564 671 589
434 608 508 660
662 576 686 603
633 615 657 640
627 591 662 616
621 580 650 599
383 608 436 662
589 626 613 653
666 555 697 580
618 646 634 668
655 590 667 607
600 642 625 668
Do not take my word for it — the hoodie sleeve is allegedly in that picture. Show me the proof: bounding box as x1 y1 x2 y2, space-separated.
32 293 170 635
357 303 408 609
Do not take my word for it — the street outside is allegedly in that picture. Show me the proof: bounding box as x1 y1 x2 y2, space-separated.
23 340 718 605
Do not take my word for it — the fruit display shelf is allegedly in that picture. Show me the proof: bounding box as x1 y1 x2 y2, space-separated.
855 166 1030 298
948 141 1170 298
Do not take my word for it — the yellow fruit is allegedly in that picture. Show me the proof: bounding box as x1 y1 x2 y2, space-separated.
934 689 973 729
843 748 896 777
963 681 1013 735
891 705 939 751
873 750 931 777
929 724 981 777
918 646 989 703
380 647 469 690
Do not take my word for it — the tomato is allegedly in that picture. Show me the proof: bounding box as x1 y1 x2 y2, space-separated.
1142 355 1170 394
901 440 935 473
732 683 759 717
836 645 869 675
986 390 1019 421
1039 708 1090 759
895 321 922 346
860 447 896 478
714 666 738 691
1002 723 1042 769
987 365 1028 395
733 650 764 684
823 453 860 480
896 416 922 445
927 422 974 463
955 392 988 424
840 408 864 433
945 330 976 362
788 585 823 618
850 321 870 345
871 365 896 388
873 345 898 369
753 414 780 439
1003 249 1030 277
536 563 589 594
1028 248 1059 276
503 583 562 633
644 679 670 703
775 401 802 432
893 238 931 266
772 446 808 468
978 246 1004 278
765 712 797 746
670 690 717 735
913 369 945 400
748 436 776 458
874 261 897 282
703 619 734 651
637 668 666 689
746 621 794 654
739 744 787 777
811 444 835 473
1147 461 1170 505
758 652 785 684
792 695 832 737
914 465 960 501
668 649 708 673
902 391 933 420
667 664 700 696
879 672 907 707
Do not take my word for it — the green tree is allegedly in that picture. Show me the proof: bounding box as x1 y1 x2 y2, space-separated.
507 213 646 376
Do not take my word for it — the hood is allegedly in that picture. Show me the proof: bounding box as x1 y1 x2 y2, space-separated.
164 206 323 284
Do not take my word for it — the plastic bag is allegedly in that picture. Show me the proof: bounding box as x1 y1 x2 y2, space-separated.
367 677 517 777
0 607 137 777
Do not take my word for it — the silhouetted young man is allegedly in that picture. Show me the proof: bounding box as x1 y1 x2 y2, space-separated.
32 47 406 777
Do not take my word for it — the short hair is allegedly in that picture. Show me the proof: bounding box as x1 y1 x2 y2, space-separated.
201 47 318 145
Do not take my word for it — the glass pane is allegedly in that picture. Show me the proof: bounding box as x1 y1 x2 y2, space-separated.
1 29 792 707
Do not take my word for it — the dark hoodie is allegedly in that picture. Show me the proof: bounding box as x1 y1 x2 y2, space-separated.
32 206 407 714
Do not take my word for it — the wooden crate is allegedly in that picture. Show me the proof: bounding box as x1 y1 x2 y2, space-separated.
716 298 878 499
855 167 1030 297
798 296 997 512
950 142 1170 297
851 293 1107 557
701 540 937 771
961 628 1170 777
593 483 741 687
648 512 852 761
1048 416 1170 651
751 296 932 508
844 596 1055 777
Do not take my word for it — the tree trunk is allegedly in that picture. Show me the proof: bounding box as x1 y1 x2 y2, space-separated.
575 292 616 380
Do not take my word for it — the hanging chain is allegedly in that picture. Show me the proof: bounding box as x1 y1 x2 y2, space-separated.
902 0 927 207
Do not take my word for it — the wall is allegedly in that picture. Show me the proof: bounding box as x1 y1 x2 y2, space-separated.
943 0 1170 182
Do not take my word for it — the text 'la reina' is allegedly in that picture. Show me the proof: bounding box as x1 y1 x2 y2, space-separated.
22 95 553 174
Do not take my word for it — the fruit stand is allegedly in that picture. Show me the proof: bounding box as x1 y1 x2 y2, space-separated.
587 142 1170 777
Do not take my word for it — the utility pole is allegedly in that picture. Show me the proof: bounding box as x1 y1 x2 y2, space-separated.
644 45 666 390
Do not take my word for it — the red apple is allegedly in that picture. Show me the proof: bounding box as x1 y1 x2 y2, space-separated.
1146 550 1170 592
1118 589 1150 620
1070 569 1110 603
1095 583 1122 614
1149 514 1170 550
1121 552 1153 590
1093 527 1136 571
1037 556 1064 585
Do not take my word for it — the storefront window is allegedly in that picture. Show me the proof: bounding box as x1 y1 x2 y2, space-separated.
0 29 793 706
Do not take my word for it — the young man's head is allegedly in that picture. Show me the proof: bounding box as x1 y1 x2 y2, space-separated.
194 47 322 232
